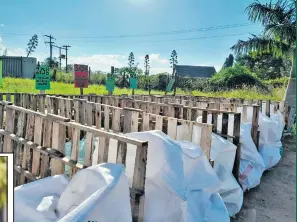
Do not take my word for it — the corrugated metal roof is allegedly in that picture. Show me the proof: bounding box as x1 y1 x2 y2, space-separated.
175 65 216 78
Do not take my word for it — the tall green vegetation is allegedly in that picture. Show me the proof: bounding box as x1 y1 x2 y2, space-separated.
0 157 7 208
231 0 296 78
26 34 38 57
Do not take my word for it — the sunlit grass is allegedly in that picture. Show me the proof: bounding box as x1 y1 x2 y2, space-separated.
1 77 286 101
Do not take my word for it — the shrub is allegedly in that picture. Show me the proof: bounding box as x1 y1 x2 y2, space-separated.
210 64 267 91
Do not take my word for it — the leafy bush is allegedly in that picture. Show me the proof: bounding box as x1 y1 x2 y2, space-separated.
210 64 267 91
262 77 289 87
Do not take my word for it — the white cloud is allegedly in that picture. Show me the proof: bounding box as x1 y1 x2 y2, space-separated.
150 67 171 74
139 53 169 65
0 24 4 27
68 54 125 72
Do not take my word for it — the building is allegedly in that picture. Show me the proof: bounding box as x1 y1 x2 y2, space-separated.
0 56 37 78
174 65 216 78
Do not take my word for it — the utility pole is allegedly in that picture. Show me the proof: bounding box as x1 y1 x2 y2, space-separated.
63 45 71 73
53 45 65 70
44 35 56 67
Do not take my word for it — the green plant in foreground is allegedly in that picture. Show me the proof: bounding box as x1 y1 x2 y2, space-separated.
0 157 7 208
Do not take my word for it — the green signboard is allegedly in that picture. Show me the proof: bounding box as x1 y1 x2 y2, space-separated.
0 60 2 87
166 78 175 92
35 65 50 90
130 72 137 89
106 73 115 92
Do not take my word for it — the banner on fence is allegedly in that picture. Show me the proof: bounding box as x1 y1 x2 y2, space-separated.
0 60 2 87
130 72 137 89
74 64 89 88
106 73 115 92
166 78 175 92
35 65 50 90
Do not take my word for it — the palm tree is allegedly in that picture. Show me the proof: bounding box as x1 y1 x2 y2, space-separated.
231 0 296 105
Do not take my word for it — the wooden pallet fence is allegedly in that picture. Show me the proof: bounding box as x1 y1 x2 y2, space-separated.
0 101 148 222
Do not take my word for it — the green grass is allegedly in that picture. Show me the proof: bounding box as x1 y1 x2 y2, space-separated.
1 77 286 101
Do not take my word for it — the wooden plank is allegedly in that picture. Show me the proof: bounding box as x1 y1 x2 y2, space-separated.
31 116 43 176
251 106 260 148
104 105 110 130
20 114 35 185
200 124 212 160
3 107 15 152
59 98 66 116
131 143 148 222
181 120 193 141
242 105 248 123
46 96 52 114
167 117 178 140
38 95 45 113
232 113 241 182
0 104 4 130
142 113 150 131
14 110 26 186
155 115 163 131
31 95 38 111
112 108 121 132
221 113 229 136
39 119 52 178
202 110 208 123
211 113 218 133
51 122 66 176
52 97 59 115
265 100 271 117
95 103 102 129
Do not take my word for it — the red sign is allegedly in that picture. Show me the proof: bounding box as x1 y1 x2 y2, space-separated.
74 64 88 88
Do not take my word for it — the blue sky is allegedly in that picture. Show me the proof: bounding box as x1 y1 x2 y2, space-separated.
0 0 266 73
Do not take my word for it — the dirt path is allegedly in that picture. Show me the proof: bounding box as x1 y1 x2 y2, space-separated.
232 135 296 222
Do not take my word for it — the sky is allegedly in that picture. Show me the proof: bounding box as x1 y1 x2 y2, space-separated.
0 0 266 74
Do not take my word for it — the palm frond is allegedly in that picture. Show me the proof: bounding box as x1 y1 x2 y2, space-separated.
231 34 292 57
265 22 296 45
246 0 290 25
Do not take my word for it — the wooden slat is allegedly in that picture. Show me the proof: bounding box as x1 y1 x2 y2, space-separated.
232 113 241 182
167 117 178 140
14 110 26 186
95 103 102 129
155 115 163 131
104 105 110 130
251 106 260 149
221 113 229 136
200 124 212 160
142 113 150 131
51 122 66 176
40 119 52 178
3 107 15 152
31 116 43 176
211 113 218 133
20 114 35 184
181 120 193 141
131 143 148 222
112 108 121 133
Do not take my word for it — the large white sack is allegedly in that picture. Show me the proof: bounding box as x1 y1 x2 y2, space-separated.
14 175 69 222
239 123 265 192
15 164 132 222
257 112 282 169
125 130 230 222
196 116 243 216
57 163 132 222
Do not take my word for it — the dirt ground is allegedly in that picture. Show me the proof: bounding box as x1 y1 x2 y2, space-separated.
232 135 296 222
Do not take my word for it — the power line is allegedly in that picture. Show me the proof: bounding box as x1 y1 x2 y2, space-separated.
0 23 256 40
53 45 65 69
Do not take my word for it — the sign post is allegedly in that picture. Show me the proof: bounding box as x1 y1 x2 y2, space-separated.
130 72 137 95
166 78 175 93
106 66 115 95
74 64 89 95
35 65 50 93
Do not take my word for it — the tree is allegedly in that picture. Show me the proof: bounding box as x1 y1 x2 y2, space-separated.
44 57 59 68
170 50 178 69
26 34 38 57
236 51 291 79
231 0 296 78
222 54 234 69
144 54 150 91
128 52 135 70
